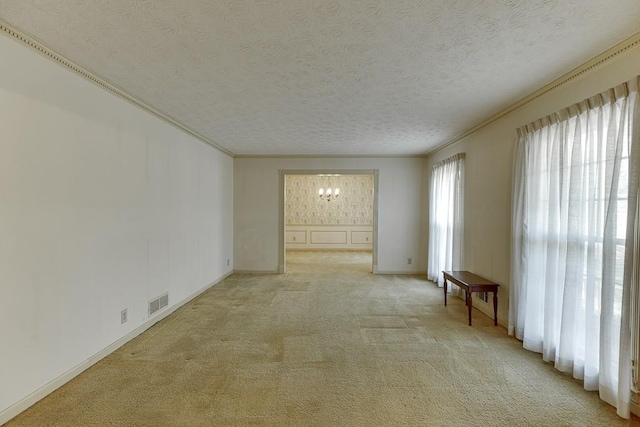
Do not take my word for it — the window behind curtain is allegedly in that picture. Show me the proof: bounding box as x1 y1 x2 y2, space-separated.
510 77 640 418
428 153 464 286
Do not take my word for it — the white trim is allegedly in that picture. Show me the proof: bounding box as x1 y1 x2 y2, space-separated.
235 154 427 158
279 169 379 275
0 19 234 158
426 31 640 157
233 269 280 275
287 248 373 251
2 18 638 160
472 301 507 329
442 291 507 328
375 271 425 275
0 270 232 426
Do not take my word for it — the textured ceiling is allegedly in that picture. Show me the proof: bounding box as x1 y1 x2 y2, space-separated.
1 1 640 156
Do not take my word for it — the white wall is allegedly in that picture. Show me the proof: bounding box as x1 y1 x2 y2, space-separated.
426 45 640 326
0 35 233 418
234 157 427 273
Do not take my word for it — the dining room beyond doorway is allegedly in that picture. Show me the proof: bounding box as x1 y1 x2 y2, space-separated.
284 174 374 273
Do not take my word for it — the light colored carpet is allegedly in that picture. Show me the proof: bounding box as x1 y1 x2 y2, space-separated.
6 250 639 426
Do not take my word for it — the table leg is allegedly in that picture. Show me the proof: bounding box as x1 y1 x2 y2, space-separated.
467 292 472 326
493 291 498 326
443 277 448 306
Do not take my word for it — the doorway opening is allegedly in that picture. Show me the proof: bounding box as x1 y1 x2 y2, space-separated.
278 169 379 274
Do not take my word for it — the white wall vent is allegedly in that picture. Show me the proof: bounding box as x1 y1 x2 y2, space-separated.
159 294 169 310
478 291 489 303
149 293 169 317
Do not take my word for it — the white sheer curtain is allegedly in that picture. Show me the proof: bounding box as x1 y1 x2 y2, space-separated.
428 153 464 287
510 77 640 418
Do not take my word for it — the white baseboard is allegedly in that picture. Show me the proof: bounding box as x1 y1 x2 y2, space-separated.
429 280 507 328
0 270 232 426
471 301 507 328
375 270 425 275
233 269 279 274
285 247 373 251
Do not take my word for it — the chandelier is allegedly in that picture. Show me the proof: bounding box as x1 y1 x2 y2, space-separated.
318 175 340 201
318 187 340 201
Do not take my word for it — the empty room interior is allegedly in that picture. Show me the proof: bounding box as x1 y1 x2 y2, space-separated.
2 1 640 426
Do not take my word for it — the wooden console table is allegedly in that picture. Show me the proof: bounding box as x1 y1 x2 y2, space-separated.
442 271 499 326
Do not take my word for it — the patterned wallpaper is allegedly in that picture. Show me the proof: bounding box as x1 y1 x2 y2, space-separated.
286 175 373 225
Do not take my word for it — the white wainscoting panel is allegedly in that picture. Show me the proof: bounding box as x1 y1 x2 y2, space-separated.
311 230 347 244
285 230 307 244
351 231 373 244
286 225 373 250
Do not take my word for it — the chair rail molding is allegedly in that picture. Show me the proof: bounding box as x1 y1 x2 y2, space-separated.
0 18 234 157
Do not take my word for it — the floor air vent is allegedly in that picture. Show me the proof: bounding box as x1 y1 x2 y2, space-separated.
149 293 169 317
478 291 489 303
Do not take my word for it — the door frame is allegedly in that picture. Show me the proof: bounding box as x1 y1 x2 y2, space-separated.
278 169 379 274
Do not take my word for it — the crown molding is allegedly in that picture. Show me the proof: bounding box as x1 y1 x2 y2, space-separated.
425 30 640 157
278 169 378 176
0 19 235 158
234 153 427 159
6 16 637 160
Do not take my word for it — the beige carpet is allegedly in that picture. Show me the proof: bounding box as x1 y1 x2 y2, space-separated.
7 250 639 426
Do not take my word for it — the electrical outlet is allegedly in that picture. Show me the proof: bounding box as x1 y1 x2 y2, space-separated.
121 308 128 324
407 257 413 265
